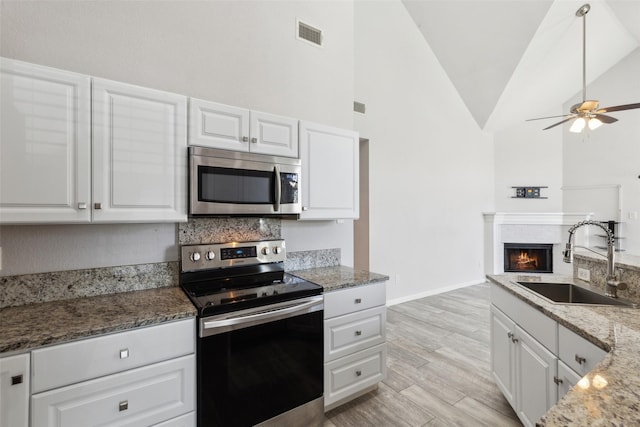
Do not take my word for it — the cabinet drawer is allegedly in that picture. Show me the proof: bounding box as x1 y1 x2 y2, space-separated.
324 306 386 362
324 343 387 407
32 319 195 393
491 283 557 353
324 282 386 319
153 411 195 427
558 324 607 376
31 354 195 427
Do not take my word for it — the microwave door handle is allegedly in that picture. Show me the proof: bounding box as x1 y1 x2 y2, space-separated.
274 165 281 212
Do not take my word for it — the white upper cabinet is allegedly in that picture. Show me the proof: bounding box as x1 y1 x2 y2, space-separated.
92 79 187 222
189 98 298 158
0 57 91 223
299 121 359 220
0 58 187 224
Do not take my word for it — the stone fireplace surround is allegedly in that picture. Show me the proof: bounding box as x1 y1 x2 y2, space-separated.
483 212 592 276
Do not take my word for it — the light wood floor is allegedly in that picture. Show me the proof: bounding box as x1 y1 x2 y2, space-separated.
323 282 522 427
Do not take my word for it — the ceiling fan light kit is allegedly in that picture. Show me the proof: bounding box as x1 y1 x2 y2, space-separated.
527 3 640 132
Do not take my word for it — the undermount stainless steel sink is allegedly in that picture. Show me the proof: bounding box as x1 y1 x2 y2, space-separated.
516 281 633 307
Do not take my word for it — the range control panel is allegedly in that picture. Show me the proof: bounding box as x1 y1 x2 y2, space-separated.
181 239 286 272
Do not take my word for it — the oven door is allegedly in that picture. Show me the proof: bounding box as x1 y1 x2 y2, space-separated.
189 146 301 216
197 296 323 427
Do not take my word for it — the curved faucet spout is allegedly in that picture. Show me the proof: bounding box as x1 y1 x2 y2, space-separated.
564 220 620 297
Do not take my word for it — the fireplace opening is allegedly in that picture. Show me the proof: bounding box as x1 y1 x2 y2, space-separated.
504 243 553 273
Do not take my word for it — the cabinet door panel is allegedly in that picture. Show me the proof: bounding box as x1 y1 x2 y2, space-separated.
250 111 298 157
92 78 187 222
0 58 90 223
515 325 557 427
0 353 30 427
489 306 516 408
557 360 582 401
299 121 358 219
189 98 249 151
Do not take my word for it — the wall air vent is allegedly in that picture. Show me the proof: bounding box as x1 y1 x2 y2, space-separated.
353 101 366 114
297 20 323 47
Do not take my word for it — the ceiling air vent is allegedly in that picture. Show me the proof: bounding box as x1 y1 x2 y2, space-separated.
297 20 322 47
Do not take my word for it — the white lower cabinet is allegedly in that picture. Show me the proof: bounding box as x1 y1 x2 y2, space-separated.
490 283 607 426
0 353 30 427
31 355 194 427
30 318 196 427
514 324 557 427
323 282 386 410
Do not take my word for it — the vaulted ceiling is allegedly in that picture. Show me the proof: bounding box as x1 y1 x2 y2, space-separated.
402 0 640 132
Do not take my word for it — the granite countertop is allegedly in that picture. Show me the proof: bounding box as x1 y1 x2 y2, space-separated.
487 274 640 426
0 286 196 355
289 265 389 292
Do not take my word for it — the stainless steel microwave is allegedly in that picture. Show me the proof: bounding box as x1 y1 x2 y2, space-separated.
189 146 301 216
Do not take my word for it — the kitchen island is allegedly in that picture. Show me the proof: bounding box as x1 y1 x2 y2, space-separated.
488 274 640 426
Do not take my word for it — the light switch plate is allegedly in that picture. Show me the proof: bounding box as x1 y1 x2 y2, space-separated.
578 267 590 281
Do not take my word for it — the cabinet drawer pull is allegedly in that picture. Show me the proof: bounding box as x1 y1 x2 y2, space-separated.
11 374 23 386
575 354 586 365
120 348 129 359
354 298 362 304
119 400 129 412
355 330 362 336
553 376 563 385
355 370 362 377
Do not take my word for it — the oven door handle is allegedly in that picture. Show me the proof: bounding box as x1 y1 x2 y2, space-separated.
201 295 323 337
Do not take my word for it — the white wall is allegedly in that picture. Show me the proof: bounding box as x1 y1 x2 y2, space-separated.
493 120 563 212
563 48 640 254
354 0 494 304
0 0 355 275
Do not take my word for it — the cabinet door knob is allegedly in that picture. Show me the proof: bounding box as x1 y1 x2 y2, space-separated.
575 354 586 365
354 298 362 304
251 137 257 143
553 376 563 385
119 400 129 412
120 348 129 359
94 202 102 210
355 330 362 336
78 202 87 209
11 374 23 385
355 370 362 377
242 136 249 142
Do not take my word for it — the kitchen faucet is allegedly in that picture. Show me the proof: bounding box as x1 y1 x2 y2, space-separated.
563 220 627 298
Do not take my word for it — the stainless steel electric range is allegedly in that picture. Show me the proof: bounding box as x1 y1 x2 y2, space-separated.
180 239 324 427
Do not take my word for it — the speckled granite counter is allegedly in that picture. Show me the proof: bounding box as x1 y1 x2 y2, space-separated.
289 266 388 292
0 286 196 355
487 274 640 426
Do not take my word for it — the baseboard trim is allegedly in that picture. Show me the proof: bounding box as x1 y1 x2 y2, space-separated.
386 279 487 307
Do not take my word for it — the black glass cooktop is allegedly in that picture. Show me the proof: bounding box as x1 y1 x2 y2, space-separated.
181 271 322 316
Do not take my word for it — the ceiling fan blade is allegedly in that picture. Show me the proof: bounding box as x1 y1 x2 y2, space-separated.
596 103 640 113
526 114 573 122
593 114 618 124
543 117 574 130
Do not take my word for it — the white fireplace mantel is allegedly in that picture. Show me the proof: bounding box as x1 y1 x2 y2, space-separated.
483 212 593 275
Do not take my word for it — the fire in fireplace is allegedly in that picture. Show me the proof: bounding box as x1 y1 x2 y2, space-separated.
504 243 553 273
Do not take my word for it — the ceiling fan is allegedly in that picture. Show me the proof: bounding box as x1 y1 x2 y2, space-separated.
527 3 640 132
